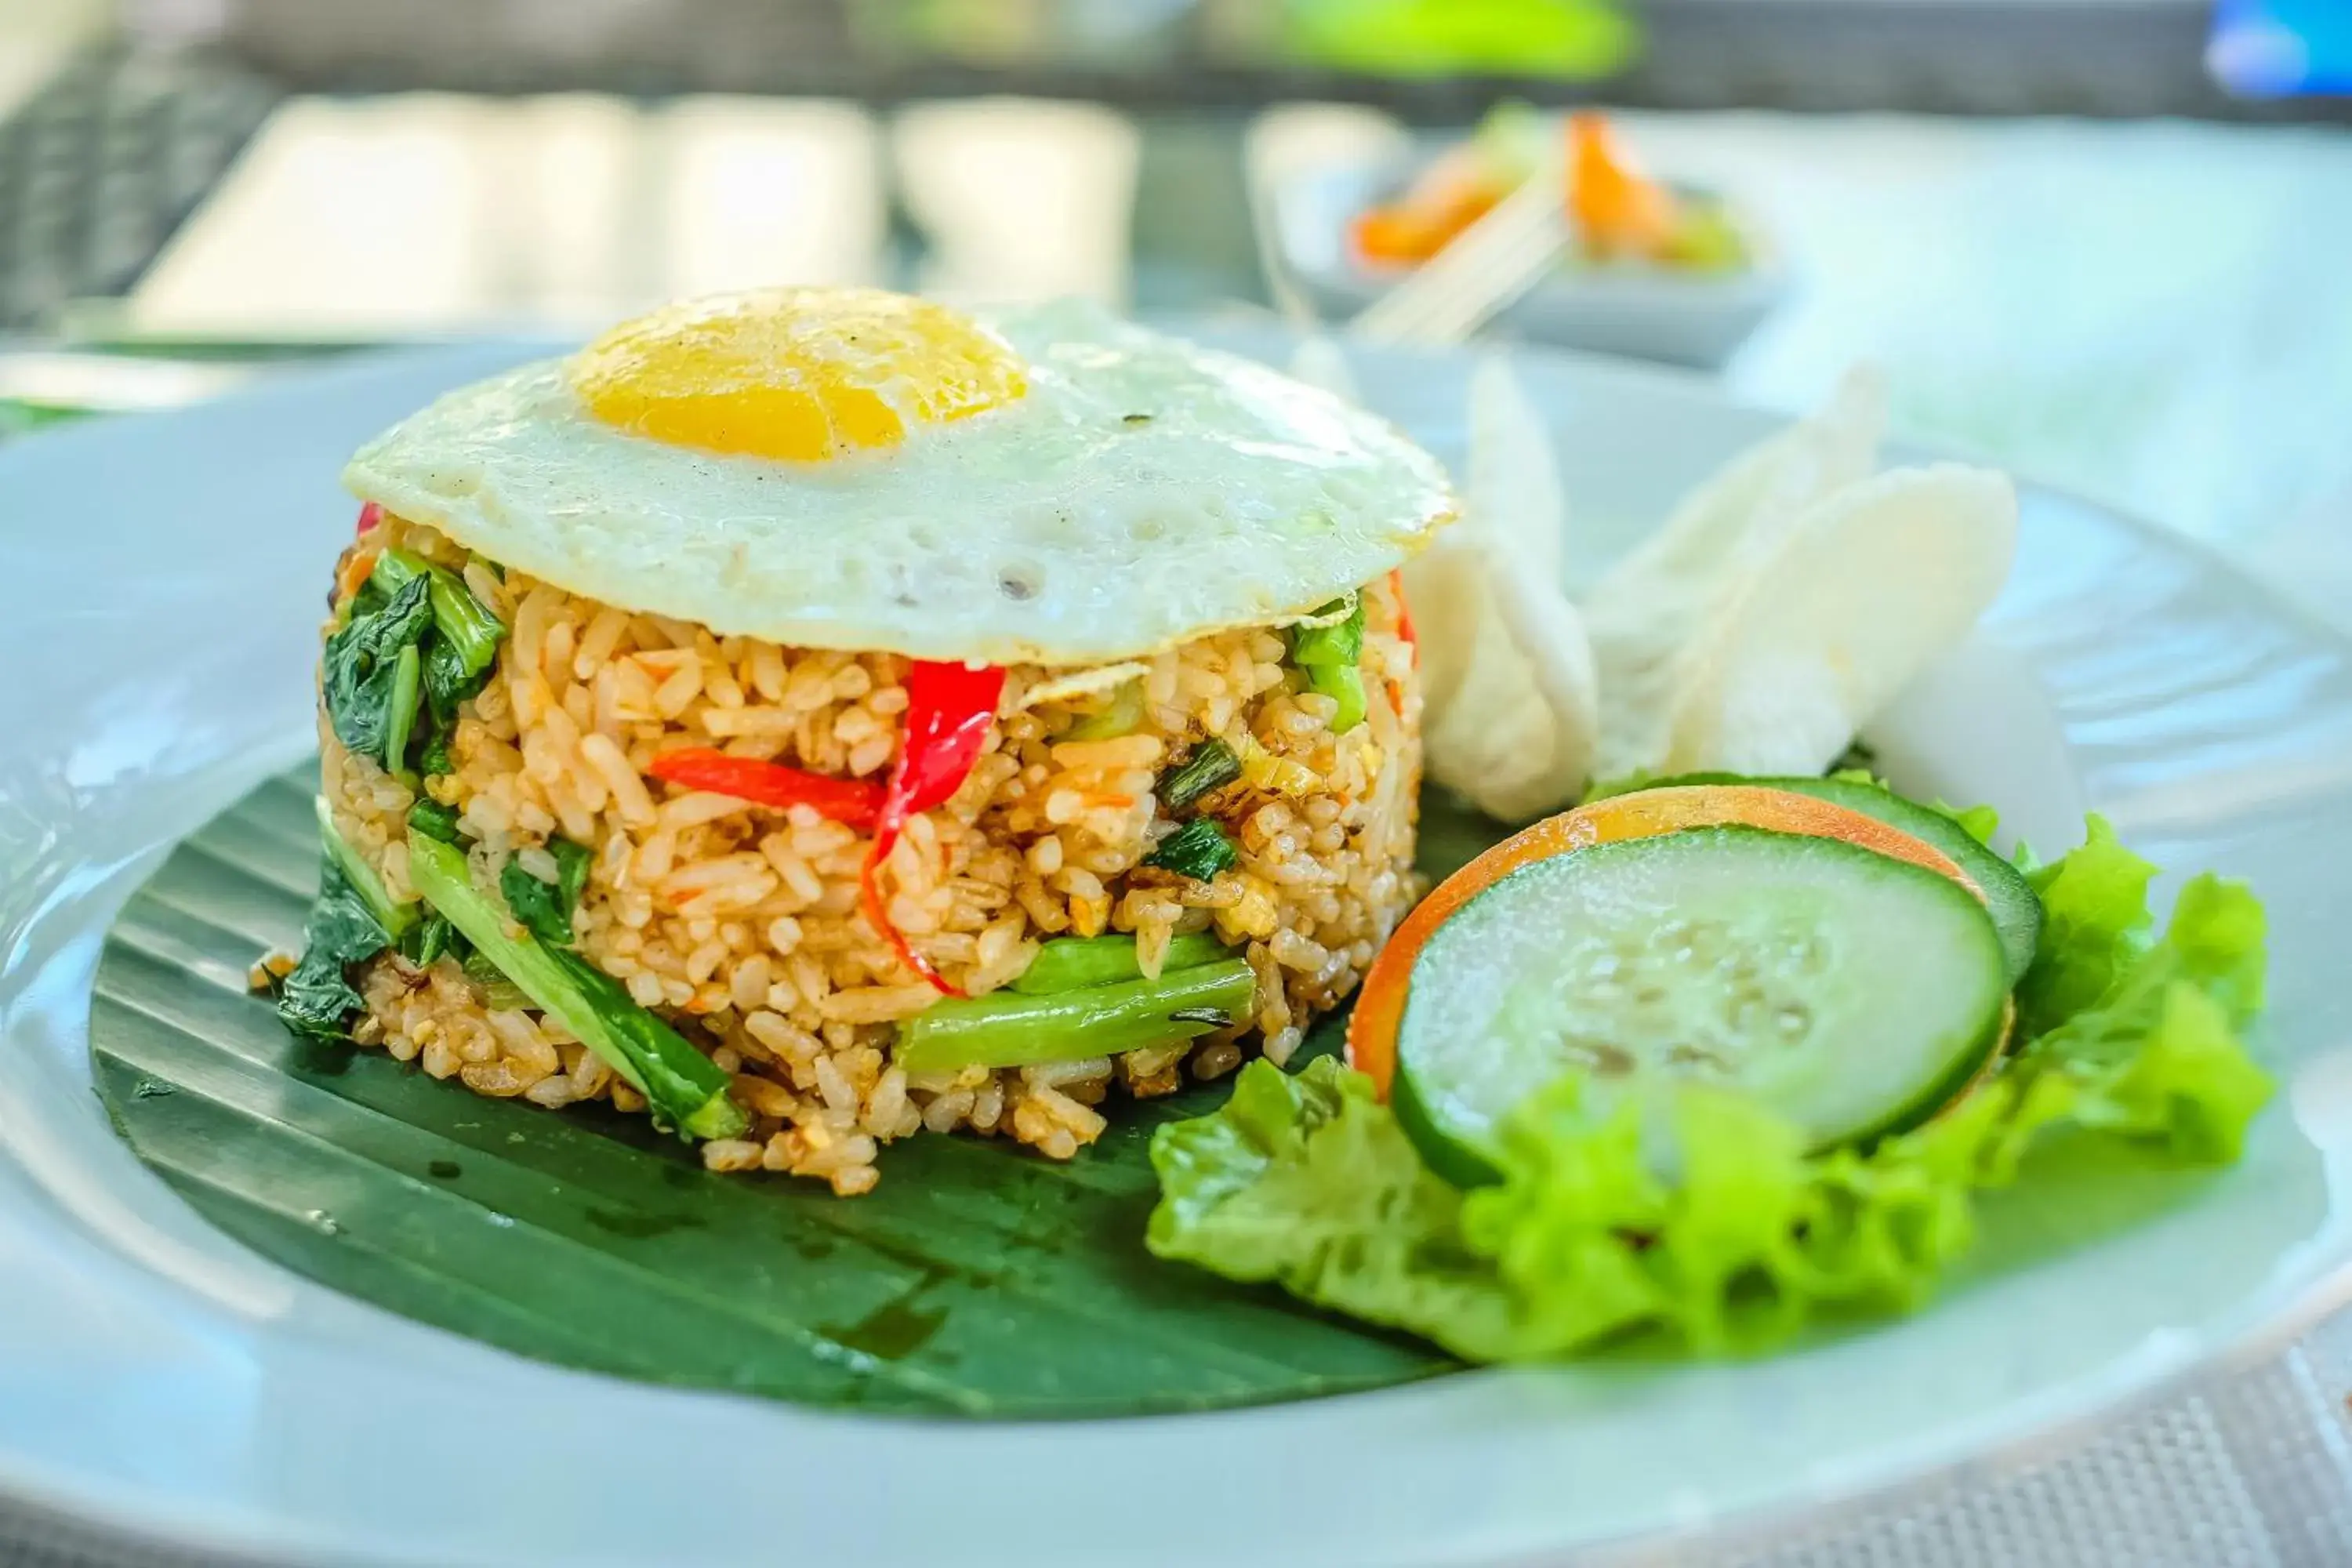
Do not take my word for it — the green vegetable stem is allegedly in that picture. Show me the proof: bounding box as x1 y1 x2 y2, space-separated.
1287 596 1369 734
1157 739 1241 812
407 833 746 1142
898 958 1257 1073
1011 931 1232 995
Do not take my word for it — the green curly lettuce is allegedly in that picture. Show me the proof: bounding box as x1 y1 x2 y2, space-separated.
1146 816 2273 1360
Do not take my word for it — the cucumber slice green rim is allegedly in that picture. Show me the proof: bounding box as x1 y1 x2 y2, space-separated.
1393 826 2012 1187
1650 772 2042 983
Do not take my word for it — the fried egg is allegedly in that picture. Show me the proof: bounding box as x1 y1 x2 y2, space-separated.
344 288 1457 664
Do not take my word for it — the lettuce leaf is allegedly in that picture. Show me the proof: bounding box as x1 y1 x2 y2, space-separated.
1147 1055 1519 1350
1147 815 2274 1359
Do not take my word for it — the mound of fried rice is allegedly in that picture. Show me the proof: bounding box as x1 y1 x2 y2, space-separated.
317 514 1425 1192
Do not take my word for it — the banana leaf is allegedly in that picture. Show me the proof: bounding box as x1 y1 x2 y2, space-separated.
91 762 1511 1417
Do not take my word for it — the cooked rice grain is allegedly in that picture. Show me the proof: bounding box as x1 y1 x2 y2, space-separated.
322 514 1423 1192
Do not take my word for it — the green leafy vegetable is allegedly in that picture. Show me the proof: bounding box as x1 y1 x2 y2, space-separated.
321 573 431 770
417 720 454 780
2013 815 2161 1036
314 795 415 941
1148 815 2274 1359
899 958 1257 1074
1061 679 1145 742
383 644 421 773
407 797 463 845
1158 739 1240 812
499 837 595 946
275 858 394 1044
463 949 531 1010
402 913 463 968
372 547 505 698
1144 818 1240 881
1287 596 1369 734
1012 931 1232 994
282 799 425 1040
1149 1056 1518 1349
407 832 746 1142
1942 800 2002 847
1308 665 1369 733
1288 595 1364 669
422 637 490 723
360 549 504 732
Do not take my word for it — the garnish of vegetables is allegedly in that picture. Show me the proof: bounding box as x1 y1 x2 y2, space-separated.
1147 791 2272 1362
1347 783 2004 1184
861 659 1006 996
647 748 884 827
407 833 746 1142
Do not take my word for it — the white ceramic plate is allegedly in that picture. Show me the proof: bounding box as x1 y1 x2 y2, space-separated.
4 326 2352 1568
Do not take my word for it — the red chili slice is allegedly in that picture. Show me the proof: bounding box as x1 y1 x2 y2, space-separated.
647 748 884 828
861 659 1007 996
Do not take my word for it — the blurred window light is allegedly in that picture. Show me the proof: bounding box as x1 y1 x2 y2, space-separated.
658 97 884 301
2209 0 2352 97
893 99 1139 308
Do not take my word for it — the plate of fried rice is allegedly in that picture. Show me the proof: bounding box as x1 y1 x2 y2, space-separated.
2 292 2350 1568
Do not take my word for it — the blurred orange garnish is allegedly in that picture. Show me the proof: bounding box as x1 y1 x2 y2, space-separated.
1566 112 1679 261
1349 144 1509 267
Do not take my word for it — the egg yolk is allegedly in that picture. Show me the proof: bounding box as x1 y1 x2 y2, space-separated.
570 287 1028 463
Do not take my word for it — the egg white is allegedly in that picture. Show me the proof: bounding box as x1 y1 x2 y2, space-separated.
343 300 1457 665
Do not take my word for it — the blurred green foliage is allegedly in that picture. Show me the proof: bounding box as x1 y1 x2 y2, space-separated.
1283 0 1639 79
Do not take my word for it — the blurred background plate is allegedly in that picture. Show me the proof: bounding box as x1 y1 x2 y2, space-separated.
1270 151 1791 366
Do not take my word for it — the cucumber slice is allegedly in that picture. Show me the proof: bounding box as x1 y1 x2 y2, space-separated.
1650 772 2041 983
1394 826 2010 1186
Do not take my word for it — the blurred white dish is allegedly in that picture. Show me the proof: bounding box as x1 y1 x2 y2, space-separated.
1275 154 1789 368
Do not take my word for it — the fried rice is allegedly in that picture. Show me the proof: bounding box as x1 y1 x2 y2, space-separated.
317 513 1425 1192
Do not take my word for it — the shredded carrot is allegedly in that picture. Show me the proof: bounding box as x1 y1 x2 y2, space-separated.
336 546 379 604
1083 792 1136 811
1387 568 1417 666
